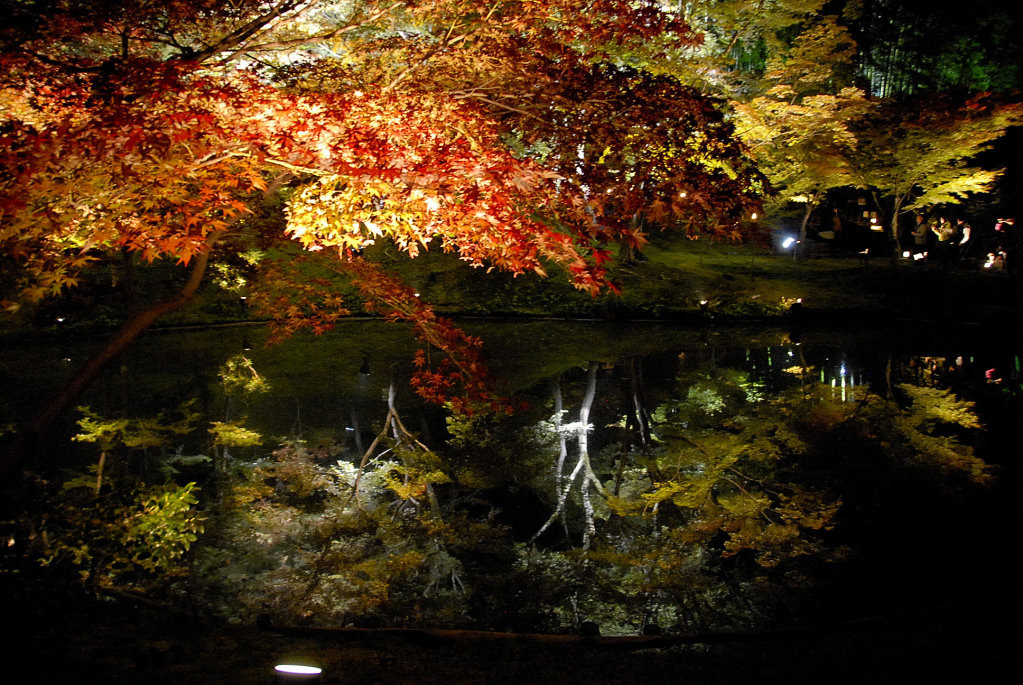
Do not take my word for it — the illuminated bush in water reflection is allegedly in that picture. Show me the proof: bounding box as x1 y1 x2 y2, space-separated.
7 331 994 636
191 365 989 635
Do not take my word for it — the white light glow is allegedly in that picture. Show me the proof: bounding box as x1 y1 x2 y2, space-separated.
275 665 322 675
782 237 796 248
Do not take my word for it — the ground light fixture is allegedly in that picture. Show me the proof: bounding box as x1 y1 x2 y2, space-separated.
274 663 323 683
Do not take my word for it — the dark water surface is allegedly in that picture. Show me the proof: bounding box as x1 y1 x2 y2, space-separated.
2 320 1020 635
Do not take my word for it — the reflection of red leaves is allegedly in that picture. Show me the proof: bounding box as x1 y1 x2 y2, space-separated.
334 259 510 414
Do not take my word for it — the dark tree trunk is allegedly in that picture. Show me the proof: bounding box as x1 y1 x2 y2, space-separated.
1 247 215 481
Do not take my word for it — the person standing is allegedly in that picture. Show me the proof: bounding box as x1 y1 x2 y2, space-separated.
831 208 844 251
1000 218 1018 275
931 216 955 265
955 217 972 266
911 214 929 257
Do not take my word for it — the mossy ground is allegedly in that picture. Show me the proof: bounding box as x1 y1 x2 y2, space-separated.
4 237 1021 340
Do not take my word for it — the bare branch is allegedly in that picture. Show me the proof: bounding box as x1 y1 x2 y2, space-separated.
187 0 312 64
238 1 403 56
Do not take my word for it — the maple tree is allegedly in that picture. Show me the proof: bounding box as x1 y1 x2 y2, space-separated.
731 14 868 251
848 94 1023 256
0 1 766 478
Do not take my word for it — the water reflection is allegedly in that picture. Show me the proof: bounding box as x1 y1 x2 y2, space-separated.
1 321 1019 636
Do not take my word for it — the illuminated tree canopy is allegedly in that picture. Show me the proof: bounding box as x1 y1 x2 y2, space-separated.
0 0 766 452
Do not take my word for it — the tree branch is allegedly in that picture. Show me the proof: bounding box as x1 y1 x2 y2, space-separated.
187 0 311 64
237 1 403 56
1 238 218 481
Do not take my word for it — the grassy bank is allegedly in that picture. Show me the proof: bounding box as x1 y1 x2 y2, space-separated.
3 237 1021 338
400 237 1023 325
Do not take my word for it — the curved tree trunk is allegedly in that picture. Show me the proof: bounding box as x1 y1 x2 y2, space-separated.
1 245 216 481
795 199 816 261
1 175 288 482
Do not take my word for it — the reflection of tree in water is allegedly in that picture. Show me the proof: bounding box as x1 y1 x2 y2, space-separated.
507 351 992 634
6 338 999 637
196 346 997 634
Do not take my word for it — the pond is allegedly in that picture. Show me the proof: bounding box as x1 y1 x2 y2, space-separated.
1 319 1020 639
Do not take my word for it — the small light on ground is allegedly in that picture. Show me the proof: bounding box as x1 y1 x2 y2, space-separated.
275 664 323 683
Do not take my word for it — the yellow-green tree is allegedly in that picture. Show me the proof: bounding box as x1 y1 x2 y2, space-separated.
731 15 868 251
849 94 1023 255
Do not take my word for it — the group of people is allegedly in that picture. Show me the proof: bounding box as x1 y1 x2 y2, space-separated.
906 214 1017 272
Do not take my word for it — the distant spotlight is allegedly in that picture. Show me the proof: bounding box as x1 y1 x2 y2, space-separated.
782 237 796 249
275 664 323 683
751 212 758 220
902 251 911 258
679 191 687 198
913 253 925 261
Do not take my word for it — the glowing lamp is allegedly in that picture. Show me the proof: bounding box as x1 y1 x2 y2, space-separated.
913 253 925 261
902 251 911 258
782 237 796 249
751 212 758 220
275 664 323 683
